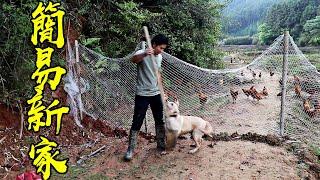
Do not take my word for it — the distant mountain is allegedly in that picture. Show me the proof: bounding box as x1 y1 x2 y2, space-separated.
259 0 320 45
221 0 281 36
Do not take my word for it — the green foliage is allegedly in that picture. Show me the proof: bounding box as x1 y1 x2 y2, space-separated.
221 0 279 36
0 1 68 106
66 0 154 57
94 58 121 74
258 0 320 45
149 0 224 69
68 0 224 69
1 0 226 106
223 36 253 45
0 1 39 104
257 23 278 45
305 53 320 72
223 0 320 45
299 16 320 46
83 38 102 47
311 145 320 156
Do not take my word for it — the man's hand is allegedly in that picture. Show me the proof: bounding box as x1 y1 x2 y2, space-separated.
145 48 154 56
131 48 154 64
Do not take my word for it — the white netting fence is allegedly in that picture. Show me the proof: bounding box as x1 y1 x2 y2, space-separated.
64 34 320 147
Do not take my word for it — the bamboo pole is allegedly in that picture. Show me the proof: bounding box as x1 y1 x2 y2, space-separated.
143 26 167 118
280 31 289 136
144 117 148 133
19 102 24 139
75 40 83 122
142 39 148 133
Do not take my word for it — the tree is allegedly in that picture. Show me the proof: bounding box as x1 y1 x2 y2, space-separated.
0 0 226 106
257 23 278 45
67 0 225 69
299 16 320 46
0 1 41 105
148 0 224 68
221 0 279 36
259 0 320 45
64 0 154 57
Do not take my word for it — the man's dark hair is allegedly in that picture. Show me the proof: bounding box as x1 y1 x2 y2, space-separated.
151 34 169 46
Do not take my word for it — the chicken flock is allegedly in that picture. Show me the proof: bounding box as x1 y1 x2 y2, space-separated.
164 71 319 118
229 73 319 118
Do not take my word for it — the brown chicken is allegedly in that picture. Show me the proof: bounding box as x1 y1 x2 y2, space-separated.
293 75 300 84
270 71 275 76
304 98 312 110
294 84 302 97
242 86 254 98
251 90 265 101
230 89 239 103
303 99 317 118
279 79 283 86
247 86 266 101
262 86 268 96
242 86 263 101
198 91 208 109
249 86 257 97
252 71 256 78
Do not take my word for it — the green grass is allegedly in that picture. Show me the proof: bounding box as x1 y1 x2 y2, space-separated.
221 45 320 73
310 145 320 157
305 53 320 71
284 118 295 135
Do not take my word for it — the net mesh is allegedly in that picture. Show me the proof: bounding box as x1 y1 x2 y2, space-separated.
65 34 320 147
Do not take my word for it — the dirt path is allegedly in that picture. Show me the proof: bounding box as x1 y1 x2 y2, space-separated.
76 137 307 180
208 70 282 135
138 140 300 180
72 71 316 179
4 68 312 179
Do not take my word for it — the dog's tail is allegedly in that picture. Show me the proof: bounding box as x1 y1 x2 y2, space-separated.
200 122 214 139
201 122 216 148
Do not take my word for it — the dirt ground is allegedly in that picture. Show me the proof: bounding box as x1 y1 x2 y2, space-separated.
79 139 302 180
0 69 319 179
207 69 282 136
63 69 316 180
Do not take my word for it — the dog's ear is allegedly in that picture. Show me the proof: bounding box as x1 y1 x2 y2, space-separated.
174 98 179 107
164 93 168 102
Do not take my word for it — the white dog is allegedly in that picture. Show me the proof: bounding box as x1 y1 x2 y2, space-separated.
165 99 215 154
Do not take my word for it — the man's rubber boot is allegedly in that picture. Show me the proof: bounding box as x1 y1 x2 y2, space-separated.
124 130 138 161
155 124 166 152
